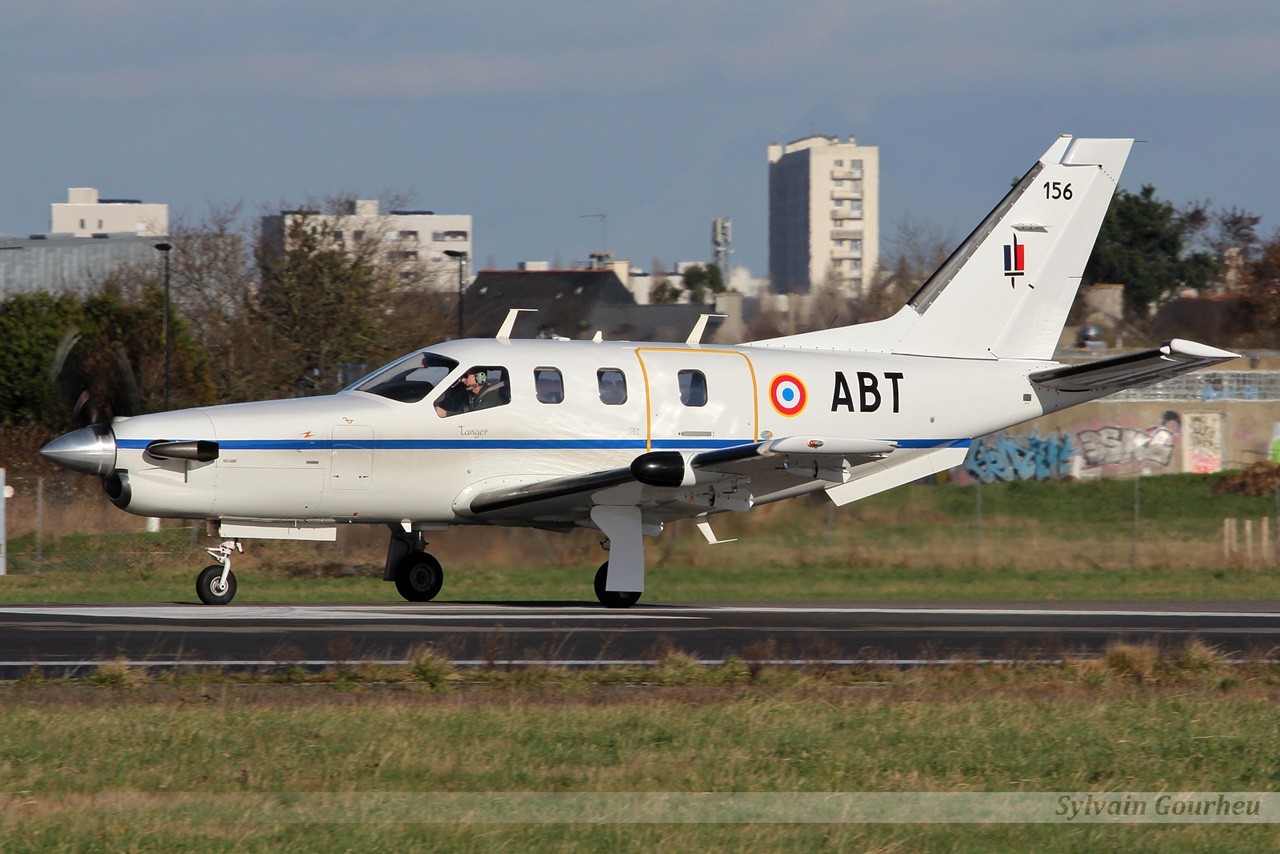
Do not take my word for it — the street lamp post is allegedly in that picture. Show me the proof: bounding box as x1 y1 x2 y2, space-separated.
153 242 173 410
444 249 469 339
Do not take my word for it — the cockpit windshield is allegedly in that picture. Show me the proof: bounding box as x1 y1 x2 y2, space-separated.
349 351 459 403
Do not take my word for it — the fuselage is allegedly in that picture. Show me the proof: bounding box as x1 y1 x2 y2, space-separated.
88 338 1055 525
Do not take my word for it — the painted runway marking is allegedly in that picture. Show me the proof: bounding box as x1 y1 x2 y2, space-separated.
0 605 701 622
670 606 1280 619
0 604 1277 621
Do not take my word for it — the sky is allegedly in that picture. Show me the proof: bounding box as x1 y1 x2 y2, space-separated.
3 1 1279 277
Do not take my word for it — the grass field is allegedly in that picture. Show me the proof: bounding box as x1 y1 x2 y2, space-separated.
3 473 1280 603
0 650 1276 851
2 475 1277 850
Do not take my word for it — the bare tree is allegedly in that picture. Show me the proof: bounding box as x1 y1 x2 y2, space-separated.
864 215 956 320
165 203 269 401
253 196 455 396
811 267 855 330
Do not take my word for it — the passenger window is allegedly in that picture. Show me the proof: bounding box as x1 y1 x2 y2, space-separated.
434 366 510 417
535 367 564 404
678 370 707 407
597 369 627 405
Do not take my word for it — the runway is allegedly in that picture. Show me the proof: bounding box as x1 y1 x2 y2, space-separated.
1 600 1278 674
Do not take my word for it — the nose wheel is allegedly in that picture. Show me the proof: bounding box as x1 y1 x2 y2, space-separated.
197 539 241 605
196 564 237 605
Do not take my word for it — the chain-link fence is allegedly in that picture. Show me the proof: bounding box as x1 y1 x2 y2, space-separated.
0 470 205 575
1110 370 1280 402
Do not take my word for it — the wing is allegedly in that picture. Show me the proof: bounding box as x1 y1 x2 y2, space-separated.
463 436 898 526
1030 338 1237 395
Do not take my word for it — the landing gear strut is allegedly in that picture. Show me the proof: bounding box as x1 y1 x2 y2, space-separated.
590 506 645 608
197 539 241 605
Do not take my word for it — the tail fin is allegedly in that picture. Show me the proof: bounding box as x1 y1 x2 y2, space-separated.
754 135 1133 360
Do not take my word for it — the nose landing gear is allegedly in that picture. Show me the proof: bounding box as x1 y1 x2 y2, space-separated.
197 540 241 605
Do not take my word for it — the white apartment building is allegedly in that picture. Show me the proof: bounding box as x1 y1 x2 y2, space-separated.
767 135 879 296
261 200 473 289
51 188 169 237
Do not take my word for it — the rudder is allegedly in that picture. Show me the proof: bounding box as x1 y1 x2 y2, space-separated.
897 135 1132 360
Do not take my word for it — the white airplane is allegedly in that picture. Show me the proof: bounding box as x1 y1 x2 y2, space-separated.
42 135 1236 606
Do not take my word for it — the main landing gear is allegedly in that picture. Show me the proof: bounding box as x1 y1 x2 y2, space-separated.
594 561 641 609
590 506 645 609
197 540 241 605
379 511 648 608
394 551 444 602
385 525 444 603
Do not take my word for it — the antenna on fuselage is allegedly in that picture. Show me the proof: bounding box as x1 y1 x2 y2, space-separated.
685 314 727 346
496 308 538 340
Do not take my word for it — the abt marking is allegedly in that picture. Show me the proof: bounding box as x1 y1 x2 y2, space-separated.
832 371 903 413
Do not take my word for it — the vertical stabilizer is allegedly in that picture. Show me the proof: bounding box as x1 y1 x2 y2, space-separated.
753 135 1133 361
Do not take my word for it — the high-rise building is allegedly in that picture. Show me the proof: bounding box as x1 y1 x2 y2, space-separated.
767 135 879 296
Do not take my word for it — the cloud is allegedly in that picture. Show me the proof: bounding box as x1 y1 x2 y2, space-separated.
13 1 1280 106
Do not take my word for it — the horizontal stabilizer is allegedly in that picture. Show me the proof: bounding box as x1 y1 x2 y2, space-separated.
1029 339 1238 395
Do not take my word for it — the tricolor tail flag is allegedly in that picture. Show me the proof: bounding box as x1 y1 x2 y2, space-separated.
1003 234 1025 284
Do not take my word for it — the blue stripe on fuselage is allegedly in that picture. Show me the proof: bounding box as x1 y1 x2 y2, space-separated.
118 437 972 452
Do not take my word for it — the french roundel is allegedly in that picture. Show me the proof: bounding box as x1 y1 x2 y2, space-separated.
769 374 807 417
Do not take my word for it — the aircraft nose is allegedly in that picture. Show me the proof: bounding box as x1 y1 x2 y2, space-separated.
40 424 117 477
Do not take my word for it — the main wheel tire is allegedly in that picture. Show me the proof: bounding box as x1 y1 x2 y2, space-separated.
593 561 641 609
395 552 444 602
196 564 237 605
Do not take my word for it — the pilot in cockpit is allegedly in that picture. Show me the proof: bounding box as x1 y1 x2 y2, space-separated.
435 368 507 416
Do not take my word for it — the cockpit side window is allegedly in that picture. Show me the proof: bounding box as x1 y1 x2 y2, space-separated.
351 351 458 403
434 366 511 417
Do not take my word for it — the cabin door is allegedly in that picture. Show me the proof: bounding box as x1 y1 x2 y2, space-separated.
635 348 757 451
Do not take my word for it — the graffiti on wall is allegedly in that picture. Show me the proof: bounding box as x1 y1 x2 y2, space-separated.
1183 411 1223 473
962 411 1189 483
1076 425 1177 468
963 430 1076 484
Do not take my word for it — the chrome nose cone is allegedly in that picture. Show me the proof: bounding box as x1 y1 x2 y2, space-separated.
40 423 117 476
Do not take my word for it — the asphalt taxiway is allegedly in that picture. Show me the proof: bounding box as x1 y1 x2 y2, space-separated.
0 600 1278 674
